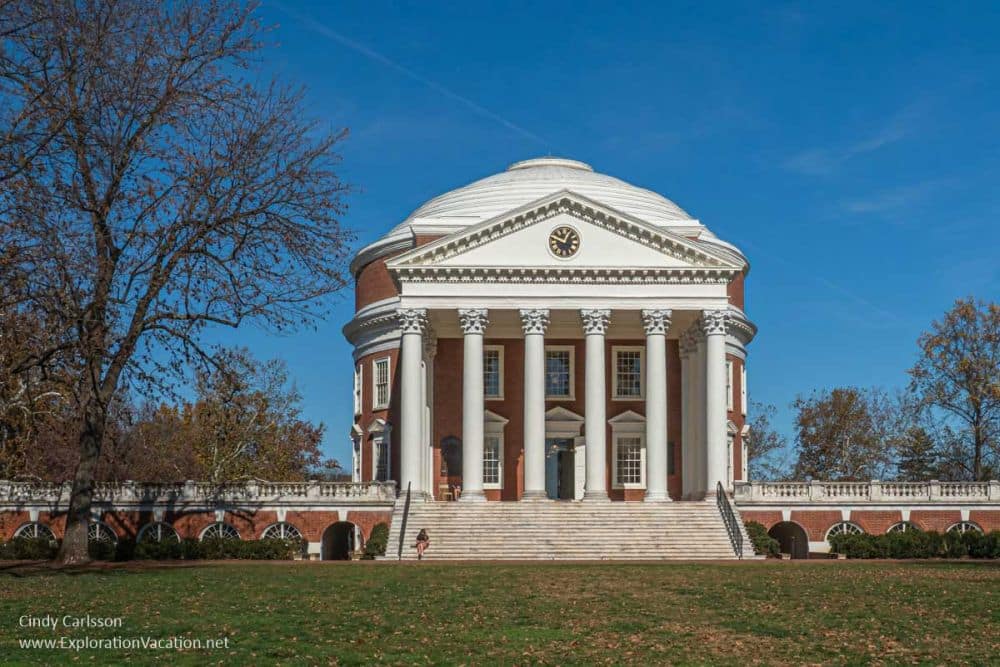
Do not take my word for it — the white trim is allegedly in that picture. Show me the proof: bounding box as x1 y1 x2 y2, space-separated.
484 345 505 400
372 433 390 483
609 410 646 490
740 364 747 417
372 356 391 410
353 364 363 416
199 522 241 541
483 410 509 490
726 360 734 412
544 345 575 400
611 345 645 400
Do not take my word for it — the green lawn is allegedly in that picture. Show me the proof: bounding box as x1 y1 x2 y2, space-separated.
1 560 997 665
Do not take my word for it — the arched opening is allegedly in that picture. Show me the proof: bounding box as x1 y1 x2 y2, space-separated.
321 521 358 561
768 521 809 559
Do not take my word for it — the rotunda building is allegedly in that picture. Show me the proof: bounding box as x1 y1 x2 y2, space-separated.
344 157 755 504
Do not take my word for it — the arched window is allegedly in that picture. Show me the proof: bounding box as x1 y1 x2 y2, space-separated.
261 522 303 541
199 522 240 541
13 522 55 541
886 521 920 534
947 521 983 535
137 522 180 543
826 522 864 540
88 521 118 544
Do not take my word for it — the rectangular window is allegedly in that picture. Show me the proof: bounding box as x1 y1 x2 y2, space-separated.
614 436 644 487
741 365 747 417
352 439 362 482
373 438 389 482
483 434 502 488
353 364 363 416
726 360 734 412
545 346 574 398
613 347 644 399
372 357 390 410
484 346 504 399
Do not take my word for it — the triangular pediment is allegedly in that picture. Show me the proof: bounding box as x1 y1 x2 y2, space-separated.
387 191 742 283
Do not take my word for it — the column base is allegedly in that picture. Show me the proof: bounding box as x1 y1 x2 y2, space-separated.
521 490 548 501
458 489 487 502
582 490 610 502
643 491 673 502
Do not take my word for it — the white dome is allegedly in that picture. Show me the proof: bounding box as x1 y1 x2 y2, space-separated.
390 157 694 235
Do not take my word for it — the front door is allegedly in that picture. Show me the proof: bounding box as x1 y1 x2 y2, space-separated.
545 438 574 500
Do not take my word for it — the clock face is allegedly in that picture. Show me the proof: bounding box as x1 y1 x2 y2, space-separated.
548 225 580 258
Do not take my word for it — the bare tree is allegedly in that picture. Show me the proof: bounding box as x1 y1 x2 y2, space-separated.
0 1 352 563
908 298 1000 480
745 401 791 481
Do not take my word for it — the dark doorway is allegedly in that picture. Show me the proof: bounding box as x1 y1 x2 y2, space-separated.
322 522 357 560
768 521 809 559
557 450 574 499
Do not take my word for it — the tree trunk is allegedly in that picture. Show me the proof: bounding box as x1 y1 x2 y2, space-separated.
56 402 105 564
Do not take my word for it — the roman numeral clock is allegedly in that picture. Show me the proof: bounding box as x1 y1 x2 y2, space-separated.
548 225 580 258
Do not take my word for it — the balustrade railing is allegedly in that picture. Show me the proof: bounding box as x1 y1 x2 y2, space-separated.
0 480 397 505
734 479 1000 504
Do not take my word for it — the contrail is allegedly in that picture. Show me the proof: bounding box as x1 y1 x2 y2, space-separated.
272 2 549 148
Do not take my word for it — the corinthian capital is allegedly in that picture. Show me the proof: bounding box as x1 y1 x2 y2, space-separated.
397 308 428 335
641 309 673 336
700 308 729 336
580 308 611 335
519 309 550 335
679 331 698 358
458 308 489 335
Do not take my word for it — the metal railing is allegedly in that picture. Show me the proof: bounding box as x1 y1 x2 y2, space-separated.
397 482 411 561
716 481 743 560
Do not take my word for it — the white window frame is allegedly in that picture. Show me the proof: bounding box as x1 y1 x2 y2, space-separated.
351 434 362 483
353 364 363 416
483 410 509 490
609 410 646 490
740 364 747 417
612 346 645 400
726 360 734 411
483 345 505 400
372 435 390 482
544 345 575 400
372 356 391 410
483 434 503 489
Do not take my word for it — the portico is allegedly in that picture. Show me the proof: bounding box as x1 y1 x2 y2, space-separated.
345 158 755 507
393 304 741 503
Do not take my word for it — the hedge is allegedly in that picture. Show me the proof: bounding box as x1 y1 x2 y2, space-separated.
744 521 781 557
0 537 304 561
830 530 1000 559
362 522 389 559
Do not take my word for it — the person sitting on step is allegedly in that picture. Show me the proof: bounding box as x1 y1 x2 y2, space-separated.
415 528 430 560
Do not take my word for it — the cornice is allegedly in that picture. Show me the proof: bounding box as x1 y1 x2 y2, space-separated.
391 265 737 284
349 232 415 277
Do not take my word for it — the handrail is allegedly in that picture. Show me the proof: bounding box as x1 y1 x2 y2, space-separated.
716 481 743 560
397 482 411 561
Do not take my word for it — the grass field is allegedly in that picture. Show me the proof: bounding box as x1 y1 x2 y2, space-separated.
1 560 998 665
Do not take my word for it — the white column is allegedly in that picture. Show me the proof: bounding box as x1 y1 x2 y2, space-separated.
693 329 707 499
520 309 550 500
459 308 489 502
398 308 428 499
702 309 729 497
642 309 672 502
423 336 437 499
581 309 611 501
679 331 695 500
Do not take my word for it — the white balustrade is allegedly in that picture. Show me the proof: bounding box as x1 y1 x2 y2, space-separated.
733 480 1000 504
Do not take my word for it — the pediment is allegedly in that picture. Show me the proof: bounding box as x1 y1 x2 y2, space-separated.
386 191 742 283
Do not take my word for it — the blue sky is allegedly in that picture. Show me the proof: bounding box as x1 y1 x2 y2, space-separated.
219 1 1000 467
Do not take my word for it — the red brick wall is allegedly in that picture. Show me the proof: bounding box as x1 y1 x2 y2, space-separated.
969 510 1000 532
727 272 746 311
739 510 783 529
850 510 903 535
910 510 962 533
791 510 844 541
353 235 442 311
0 509 388 543
353 348 400 483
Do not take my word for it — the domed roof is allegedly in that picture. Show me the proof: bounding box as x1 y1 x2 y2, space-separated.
390 157 693 235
